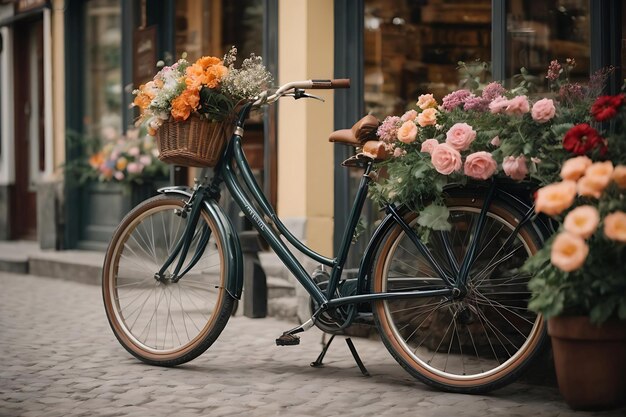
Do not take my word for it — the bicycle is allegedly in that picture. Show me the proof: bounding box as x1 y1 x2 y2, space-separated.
102 79 552 394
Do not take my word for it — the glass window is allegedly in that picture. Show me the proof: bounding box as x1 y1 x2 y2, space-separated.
84 0 122 139
364 0 492 118
506 0 590 91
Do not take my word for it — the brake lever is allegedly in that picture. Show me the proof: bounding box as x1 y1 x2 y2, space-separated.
289 88 325 102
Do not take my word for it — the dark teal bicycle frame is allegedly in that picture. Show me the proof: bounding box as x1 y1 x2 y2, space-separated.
156 103 523 325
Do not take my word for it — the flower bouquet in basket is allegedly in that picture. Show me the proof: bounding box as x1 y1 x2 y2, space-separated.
132 47 272 167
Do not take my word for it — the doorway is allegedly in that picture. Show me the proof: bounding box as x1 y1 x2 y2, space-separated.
11 18 45 240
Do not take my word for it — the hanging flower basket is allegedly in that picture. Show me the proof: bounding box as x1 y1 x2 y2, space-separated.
156 114 232 167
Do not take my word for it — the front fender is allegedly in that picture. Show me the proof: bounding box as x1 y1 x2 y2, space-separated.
158 186 244 300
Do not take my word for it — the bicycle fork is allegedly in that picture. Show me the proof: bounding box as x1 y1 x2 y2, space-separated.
155 184 213 284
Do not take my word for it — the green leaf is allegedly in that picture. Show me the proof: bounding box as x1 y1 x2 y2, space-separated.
417 204 451 231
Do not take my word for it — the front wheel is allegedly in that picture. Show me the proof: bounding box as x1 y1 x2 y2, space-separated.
102 195 235 366
371 196 546 393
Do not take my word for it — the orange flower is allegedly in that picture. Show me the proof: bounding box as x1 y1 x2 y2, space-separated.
197 56 221 69
612 165 626 189
116 157 128 171
88 152 105 169
604 211 626 243
205 64 228 89
560 156 592 181
584 161 613 190
133 93 152 111
550 231 589 272
577 175 603 199
535 181 577 216
185 63 208 91
171 94 192 121
563 205 599 239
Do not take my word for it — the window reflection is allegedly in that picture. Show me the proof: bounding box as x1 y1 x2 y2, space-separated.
364 0 492 118
84 0 122 139
506 0 589 91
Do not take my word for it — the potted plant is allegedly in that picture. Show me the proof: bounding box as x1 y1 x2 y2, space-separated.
524 91 626 410
64 127 170 247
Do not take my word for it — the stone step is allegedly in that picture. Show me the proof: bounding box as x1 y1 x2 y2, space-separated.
258 251 290 281
267 276 295 299
267 296 299 323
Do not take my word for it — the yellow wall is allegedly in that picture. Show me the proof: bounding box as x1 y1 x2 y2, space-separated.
277 0 335 255
52 0 66 174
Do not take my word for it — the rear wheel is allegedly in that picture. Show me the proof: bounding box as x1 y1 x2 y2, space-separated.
102 195 234 366
372 196 546 393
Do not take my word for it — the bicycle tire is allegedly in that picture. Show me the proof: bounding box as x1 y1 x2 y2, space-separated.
371 195 546 393
102 194 235 366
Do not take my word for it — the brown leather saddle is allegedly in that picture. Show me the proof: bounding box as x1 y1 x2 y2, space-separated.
328 115 390 166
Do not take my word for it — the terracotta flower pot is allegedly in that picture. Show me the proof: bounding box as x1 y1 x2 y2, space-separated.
548 316 626 410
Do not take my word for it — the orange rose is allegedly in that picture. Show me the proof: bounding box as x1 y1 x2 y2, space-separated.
171 94 193 121
612 165 626 189
205 64 228 89
185 63 208 90
604 211 626 243
417 108 437 127
577 176 602 198
535 181 577 216
550 231 589 272
563 205 599 239
560 156 592 181
88 152 105 169
197 56 222 69
584 161 613 190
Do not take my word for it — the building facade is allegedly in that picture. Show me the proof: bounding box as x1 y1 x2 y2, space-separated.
0 0 623 261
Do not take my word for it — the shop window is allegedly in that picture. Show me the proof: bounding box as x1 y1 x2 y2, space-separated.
174 0 265 171
364 0 492 118
506 0 589 91
84 0 122 139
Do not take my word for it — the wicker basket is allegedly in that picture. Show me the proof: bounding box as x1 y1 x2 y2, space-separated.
156 114 232 167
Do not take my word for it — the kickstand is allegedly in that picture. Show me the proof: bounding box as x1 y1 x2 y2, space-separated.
310 333 336 368
345 338 370 377
310 334 370 377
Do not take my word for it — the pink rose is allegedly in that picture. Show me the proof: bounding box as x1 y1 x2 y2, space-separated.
420 138 439 154
490 136 501 147
128 146 140 157
430 144 462 175
400 110 418 122
417 108 437 127
139 155 152 165
489 96 509 114
114 171 125 181
502 155 528 181
464 151 497 180
504 95 530 116
445 123 476 151
397 120 418 144
531 98 556 123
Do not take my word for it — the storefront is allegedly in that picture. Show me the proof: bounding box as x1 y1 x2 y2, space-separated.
0 0 56 243
334 0 624 265
62 0 276 249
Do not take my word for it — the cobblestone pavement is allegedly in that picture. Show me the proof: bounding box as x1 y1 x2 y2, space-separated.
1 272 625 417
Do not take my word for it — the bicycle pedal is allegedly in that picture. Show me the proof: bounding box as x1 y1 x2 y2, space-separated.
276 333 300 346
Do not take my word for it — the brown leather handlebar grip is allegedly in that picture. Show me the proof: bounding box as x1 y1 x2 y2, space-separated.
310 79 351 89
331 79 351 88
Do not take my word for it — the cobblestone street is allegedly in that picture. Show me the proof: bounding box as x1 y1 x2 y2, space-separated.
1 272 625 417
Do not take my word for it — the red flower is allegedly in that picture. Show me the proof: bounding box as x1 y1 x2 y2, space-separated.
562 123 605 155
591 94 625 122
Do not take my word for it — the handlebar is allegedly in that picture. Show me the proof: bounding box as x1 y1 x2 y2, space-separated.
251 78 350 107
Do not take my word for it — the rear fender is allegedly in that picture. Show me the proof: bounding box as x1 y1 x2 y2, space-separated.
158 186 244 299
